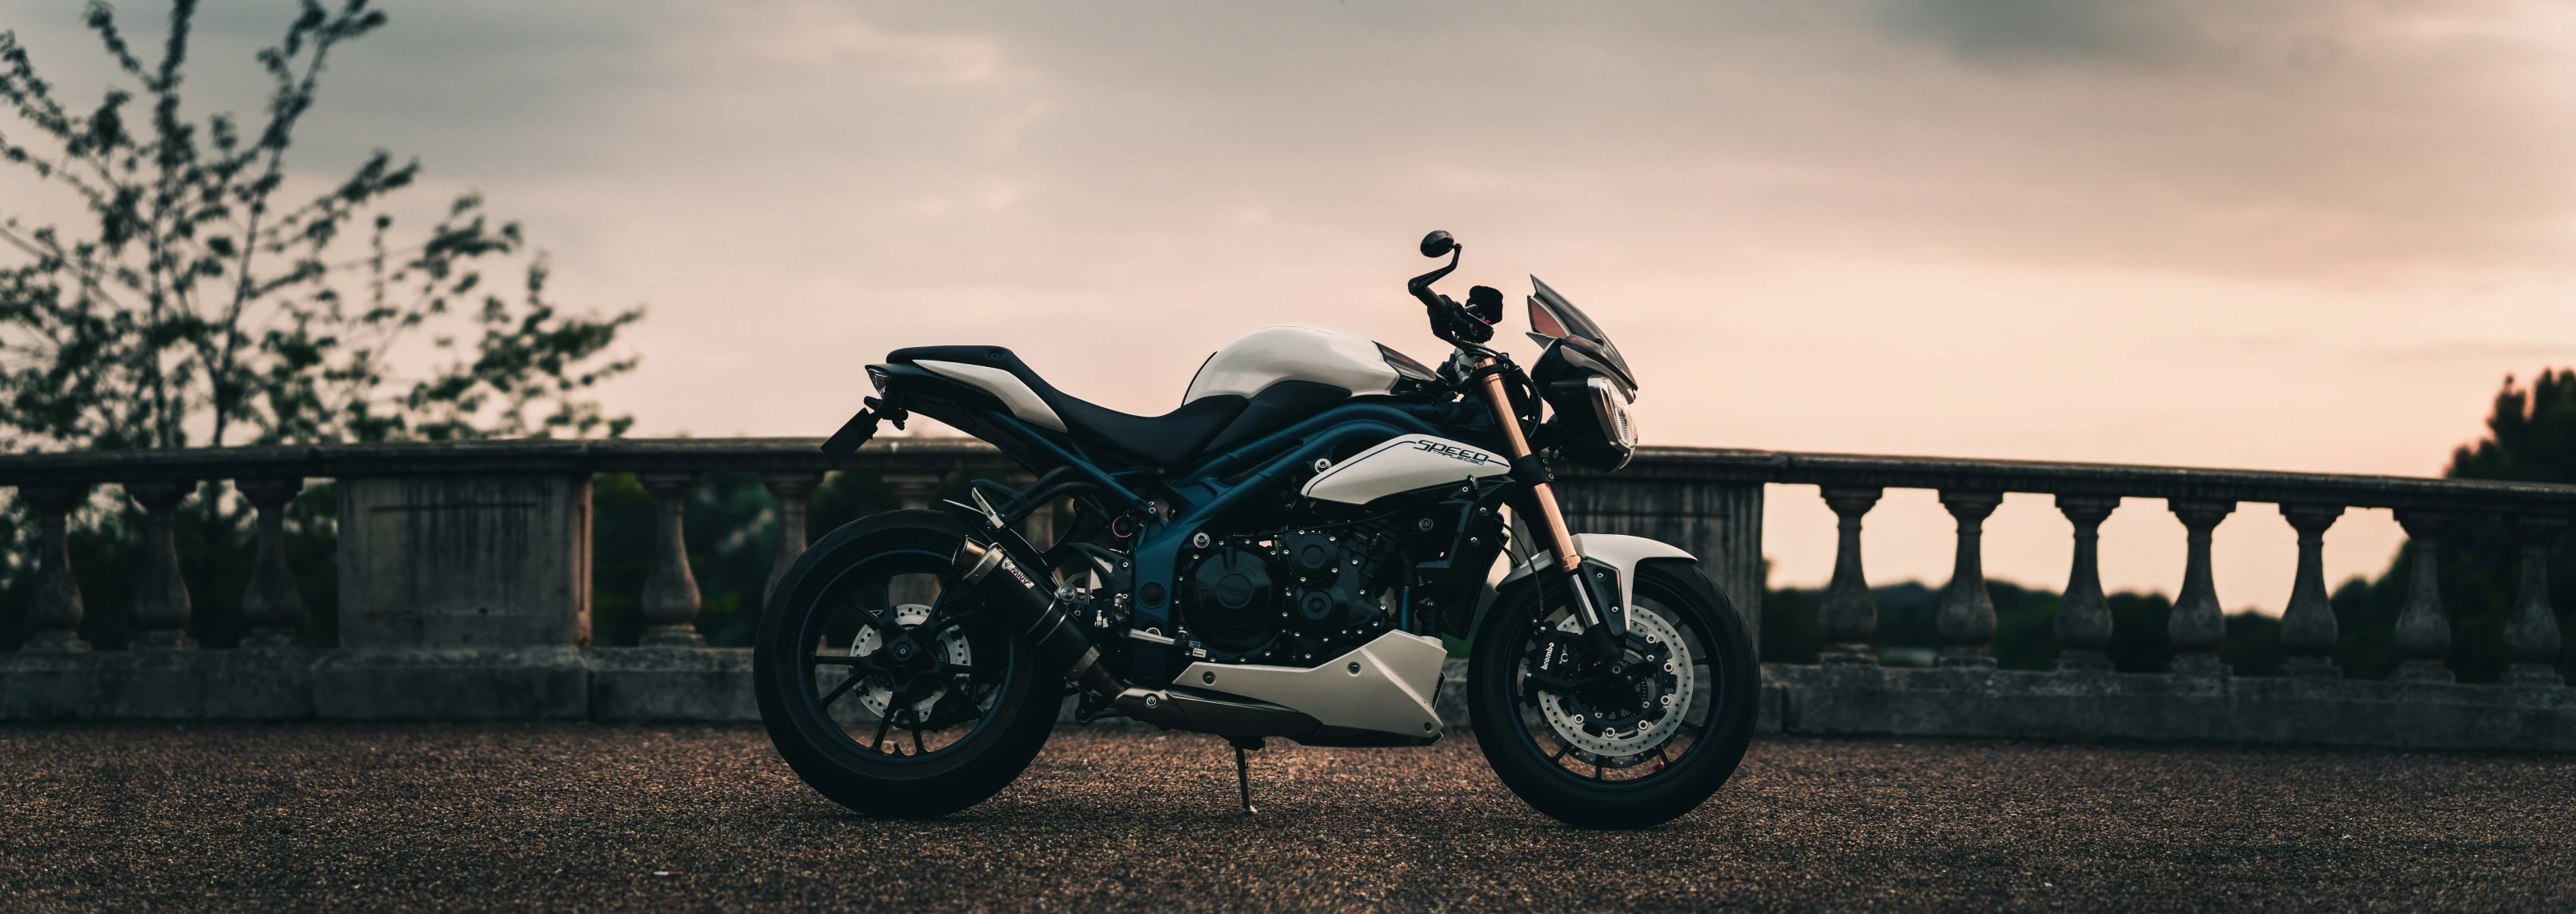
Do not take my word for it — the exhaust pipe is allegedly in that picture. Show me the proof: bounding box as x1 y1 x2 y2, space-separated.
952 537 1323 739
953 539 1125 698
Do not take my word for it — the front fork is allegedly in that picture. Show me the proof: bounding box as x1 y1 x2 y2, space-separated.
1469 357 1627 662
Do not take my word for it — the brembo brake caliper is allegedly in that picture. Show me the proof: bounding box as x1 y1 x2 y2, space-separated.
1530 557 1652 705
1552 558 1628 664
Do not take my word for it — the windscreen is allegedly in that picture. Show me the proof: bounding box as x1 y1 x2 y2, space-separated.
1526 276 1635 389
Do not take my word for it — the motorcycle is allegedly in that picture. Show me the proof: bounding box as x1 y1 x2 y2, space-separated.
755 231 1758 828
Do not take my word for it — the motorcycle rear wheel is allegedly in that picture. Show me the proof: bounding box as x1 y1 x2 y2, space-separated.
754 510 1058 819
1468 559 1758 828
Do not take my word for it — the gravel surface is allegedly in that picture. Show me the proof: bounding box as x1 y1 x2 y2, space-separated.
1 724 2570 912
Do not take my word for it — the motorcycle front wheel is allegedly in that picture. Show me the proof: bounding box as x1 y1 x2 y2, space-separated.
754 510 1059 819
1468 559 1758 828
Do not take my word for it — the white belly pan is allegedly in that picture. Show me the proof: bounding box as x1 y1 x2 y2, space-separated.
1302 434 1510 505
1179 632 1450 738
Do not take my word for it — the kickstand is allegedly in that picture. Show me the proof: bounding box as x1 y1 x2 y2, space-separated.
1226 736 1264 814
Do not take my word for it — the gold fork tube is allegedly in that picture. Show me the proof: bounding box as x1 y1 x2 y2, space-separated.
1473 358 1582 574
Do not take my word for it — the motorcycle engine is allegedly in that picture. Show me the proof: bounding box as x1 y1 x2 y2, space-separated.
1178 521 1403 666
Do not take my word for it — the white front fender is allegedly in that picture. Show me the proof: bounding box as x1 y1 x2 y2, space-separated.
1494 533 1697 617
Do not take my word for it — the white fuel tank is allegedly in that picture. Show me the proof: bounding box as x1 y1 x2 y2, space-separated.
1302 434 1510 505
1183 324 1418 401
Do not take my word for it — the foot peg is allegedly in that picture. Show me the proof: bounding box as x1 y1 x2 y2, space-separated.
1226 736 1264 814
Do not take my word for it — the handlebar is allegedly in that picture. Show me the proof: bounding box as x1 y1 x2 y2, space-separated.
1407 232 1497 347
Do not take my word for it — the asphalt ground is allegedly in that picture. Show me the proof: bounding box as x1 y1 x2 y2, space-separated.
1 724 2570 913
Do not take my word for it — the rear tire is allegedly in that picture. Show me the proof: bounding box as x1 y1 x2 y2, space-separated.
754 510 1059 819
1469 559 1758 828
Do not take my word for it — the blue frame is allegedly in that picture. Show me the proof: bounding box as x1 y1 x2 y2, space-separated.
954 396 1507 684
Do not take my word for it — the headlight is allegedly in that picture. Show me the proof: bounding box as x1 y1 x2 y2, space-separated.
1586 376 1638 449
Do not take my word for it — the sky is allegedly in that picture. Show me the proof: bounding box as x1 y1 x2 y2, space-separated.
6 0 2576 613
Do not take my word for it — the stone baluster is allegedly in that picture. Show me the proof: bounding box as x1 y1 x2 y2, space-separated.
2053 495 2120 672
1934 490 2003 668
2278 504 2345 677
761 471 822 608
236 478 308 648
2391 509 2454 682
1817 486 1882 665
126 480 197 649
880 473 947 609
881 473 946 512
637 473 705 647
20 483 92 651
2502 516 2565 687
2166 500 2234 676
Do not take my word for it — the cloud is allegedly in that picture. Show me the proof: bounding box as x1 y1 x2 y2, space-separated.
1871 0 2203 65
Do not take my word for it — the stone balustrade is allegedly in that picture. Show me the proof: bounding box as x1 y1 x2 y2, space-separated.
1566 447 2576 748
3 439 2573 750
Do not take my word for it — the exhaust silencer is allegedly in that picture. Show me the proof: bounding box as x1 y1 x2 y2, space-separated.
953 539 1124 697
953 537 1322 740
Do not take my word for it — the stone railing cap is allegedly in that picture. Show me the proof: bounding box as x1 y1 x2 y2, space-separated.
4 437 2574 515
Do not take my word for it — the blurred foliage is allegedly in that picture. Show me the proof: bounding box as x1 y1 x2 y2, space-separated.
2334 369 2576 684
0 0 641 452
0 0 640 648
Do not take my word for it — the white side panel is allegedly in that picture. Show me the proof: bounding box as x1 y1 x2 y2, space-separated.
915 360 1068 433
1182 323 1402 401
1301 435 1510 505
1498 533 1696 613
1179 632 1448 738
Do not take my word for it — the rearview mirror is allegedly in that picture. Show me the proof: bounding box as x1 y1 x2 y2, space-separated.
1419 230 1456 258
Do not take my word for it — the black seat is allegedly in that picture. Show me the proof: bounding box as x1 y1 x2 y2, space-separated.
888 345 1247 469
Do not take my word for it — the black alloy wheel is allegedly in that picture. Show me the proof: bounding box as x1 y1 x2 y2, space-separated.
1469 559 1758 828
755 510 1058 819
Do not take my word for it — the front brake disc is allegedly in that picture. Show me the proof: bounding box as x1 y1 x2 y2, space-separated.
1537 609 1693 760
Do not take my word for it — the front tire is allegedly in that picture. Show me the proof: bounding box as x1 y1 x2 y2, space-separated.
1469 559 1758 828
754 510 1059 819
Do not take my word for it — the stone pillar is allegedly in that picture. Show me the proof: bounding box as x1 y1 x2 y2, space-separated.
880 472 947 609
19 483 91 652
2053 495 2120 673
2392 509 2454 683
237 477 308 649
126 480 197 649
323 473 593 719
2278 504 2345 678
761 472 822 607
335 474 593 648
1934 490 2002 669
2502 516 2565 688
1817 486 1882 665
2166 500 2234 677
1550 477 1765 650
882 473 946 512
637 473 705 648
